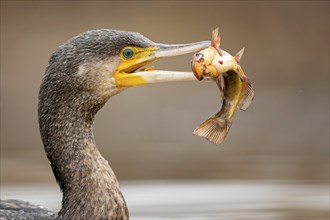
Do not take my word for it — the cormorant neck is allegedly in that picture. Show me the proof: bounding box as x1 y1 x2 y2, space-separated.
38 92 129 219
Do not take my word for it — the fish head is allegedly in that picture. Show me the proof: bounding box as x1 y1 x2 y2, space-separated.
191 47 219 80
191 28 245 81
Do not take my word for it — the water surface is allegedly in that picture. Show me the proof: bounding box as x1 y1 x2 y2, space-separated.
1 180 328 219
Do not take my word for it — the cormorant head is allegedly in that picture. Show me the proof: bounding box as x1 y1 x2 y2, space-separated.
41 29 209 113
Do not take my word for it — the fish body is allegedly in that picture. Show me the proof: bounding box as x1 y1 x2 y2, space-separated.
194 70 253 145
191 28 254 145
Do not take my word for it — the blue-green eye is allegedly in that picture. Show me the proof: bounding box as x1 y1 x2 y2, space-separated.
123 48 134 59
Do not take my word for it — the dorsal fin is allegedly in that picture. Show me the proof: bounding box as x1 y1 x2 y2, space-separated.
234 47 245 62
238 78 254 111
211 28 223 56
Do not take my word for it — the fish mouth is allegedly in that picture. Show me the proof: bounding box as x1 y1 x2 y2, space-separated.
191 53 206 81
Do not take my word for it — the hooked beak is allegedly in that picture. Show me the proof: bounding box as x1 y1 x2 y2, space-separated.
113 41 211 87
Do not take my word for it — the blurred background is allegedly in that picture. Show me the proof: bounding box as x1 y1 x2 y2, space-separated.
1 1 329 219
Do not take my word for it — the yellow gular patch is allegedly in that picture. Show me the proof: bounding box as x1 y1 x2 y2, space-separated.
114 46 158 87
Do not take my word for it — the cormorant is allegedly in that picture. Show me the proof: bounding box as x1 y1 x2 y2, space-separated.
0 29 209 220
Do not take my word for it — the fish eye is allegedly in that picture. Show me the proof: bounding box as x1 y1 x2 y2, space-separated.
194 53 204 62
122 48 134 59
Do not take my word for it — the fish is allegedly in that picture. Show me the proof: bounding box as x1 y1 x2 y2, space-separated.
191 28 254 145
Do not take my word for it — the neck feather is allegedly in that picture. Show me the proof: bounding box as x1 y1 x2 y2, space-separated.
38 90 129 219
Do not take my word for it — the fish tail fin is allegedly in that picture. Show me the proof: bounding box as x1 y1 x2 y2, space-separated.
193 116 233 145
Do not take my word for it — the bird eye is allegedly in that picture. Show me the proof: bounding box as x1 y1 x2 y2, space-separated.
123 48 134 59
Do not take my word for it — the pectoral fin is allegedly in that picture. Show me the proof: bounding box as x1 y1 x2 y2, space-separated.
233 66 254 111
238 78 254 111
212 28 223 56
234 47 245 62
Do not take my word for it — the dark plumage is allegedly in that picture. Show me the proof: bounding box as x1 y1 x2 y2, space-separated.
1 29 156 220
